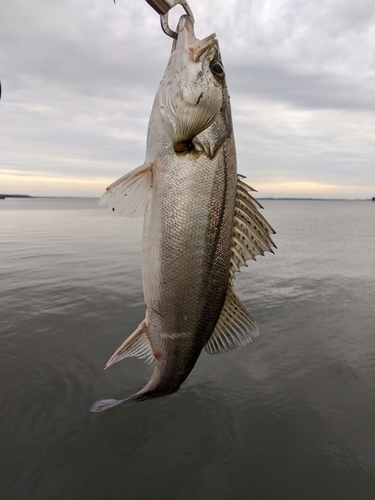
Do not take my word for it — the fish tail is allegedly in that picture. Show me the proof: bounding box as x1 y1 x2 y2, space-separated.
89 381 154 412
89 377 182 412
126 376 182 402
89 398 127 412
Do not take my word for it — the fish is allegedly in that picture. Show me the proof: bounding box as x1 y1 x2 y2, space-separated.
90 14 276 412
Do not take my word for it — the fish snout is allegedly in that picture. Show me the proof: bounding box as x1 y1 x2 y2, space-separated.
176 14 194 35
172 14 196 50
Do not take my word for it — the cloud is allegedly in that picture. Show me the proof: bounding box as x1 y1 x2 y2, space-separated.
0 0 374 197
228 64 375 112
0 167 111 197
254 181 374 198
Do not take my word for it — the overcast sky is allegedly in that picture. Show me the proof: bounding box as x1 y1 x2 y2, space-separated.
1 0 374 198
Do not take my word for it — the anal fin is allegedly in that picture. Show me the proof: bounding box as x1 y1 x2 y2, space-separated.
105 320 154 368
204 287 259 355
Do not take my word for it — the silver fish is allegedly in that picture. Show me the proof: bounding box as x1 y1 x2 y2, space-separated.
90 15 275 412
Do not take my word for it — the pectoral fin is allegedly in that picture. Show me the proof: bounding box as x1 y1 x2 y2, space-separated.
99 162 154 217
204 287 259 355
172 87 222 150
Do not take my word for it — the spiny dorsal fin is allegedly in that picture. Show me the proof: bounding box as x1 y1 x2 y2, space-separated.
230 175 276 277
99 162 154 217
204 286 258 355
105 320 153 368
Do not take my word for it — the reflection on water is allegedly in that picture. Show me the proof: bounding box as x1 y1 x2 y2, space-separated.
1 198 375 500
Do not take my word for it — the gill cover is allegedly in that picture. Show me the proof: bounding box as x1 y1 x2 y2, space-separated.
160 15 227 152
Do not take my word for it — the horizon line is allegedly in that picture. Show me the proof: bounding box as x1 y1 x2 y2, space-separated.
1 194 374 202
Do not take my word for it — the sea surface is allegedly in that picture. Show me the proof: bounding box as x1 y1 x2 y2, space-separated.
1 197 375 500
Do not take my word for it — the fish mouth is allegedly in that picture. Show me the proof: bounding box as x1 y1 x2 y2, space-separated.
175 14 196 44
190 33 217 61
172 15 216 62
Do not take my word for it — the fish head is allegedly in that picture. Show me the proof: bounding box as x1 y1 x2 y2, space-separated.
159 15 231 156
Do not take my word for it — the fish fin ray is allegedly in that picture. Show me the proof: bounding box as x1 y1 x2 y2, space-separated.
174 87 222 144
99 162 153 217
205 287 259 355
230 175 276 276
105 320 154 368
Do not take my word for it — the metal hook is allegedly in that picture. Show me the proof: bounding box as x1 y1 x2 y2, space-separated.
145 0 194 39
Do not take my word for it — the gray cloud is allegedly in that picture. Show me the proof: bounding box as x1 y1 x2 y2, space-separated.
228 63 375 112
0 0 374 197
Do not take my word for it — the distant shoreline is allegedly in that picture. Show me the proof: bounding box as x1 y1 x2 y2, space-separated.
0 194 33 199
0 194 373 201
0 194 75 199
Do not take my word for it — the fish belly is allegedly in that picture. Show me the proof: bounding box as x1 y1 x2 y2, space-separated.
142 139 236 372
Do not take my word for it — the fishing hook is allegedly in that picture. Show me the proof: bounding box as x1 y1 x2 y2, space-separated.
145 0 195 39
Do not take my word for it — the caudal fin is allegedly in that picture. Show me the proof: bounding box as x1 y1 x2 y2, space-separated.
89 398 127 412
89 379 169 412
89 386 152 412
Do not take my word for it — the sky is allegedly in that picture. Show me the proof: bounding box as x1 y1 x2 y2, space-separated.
0 0 374 198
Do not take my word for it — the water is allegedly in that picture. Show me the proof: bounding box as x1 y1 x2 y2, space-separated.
1 197 375 500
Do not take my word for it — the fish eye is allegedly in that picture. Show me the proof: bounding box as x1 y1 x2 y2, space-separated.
211 61 225 78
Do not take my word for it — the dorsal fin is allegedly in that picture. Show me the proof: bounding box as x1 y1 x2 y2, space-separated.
230 175 276 277
204 286 258 354
205 175 276 355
